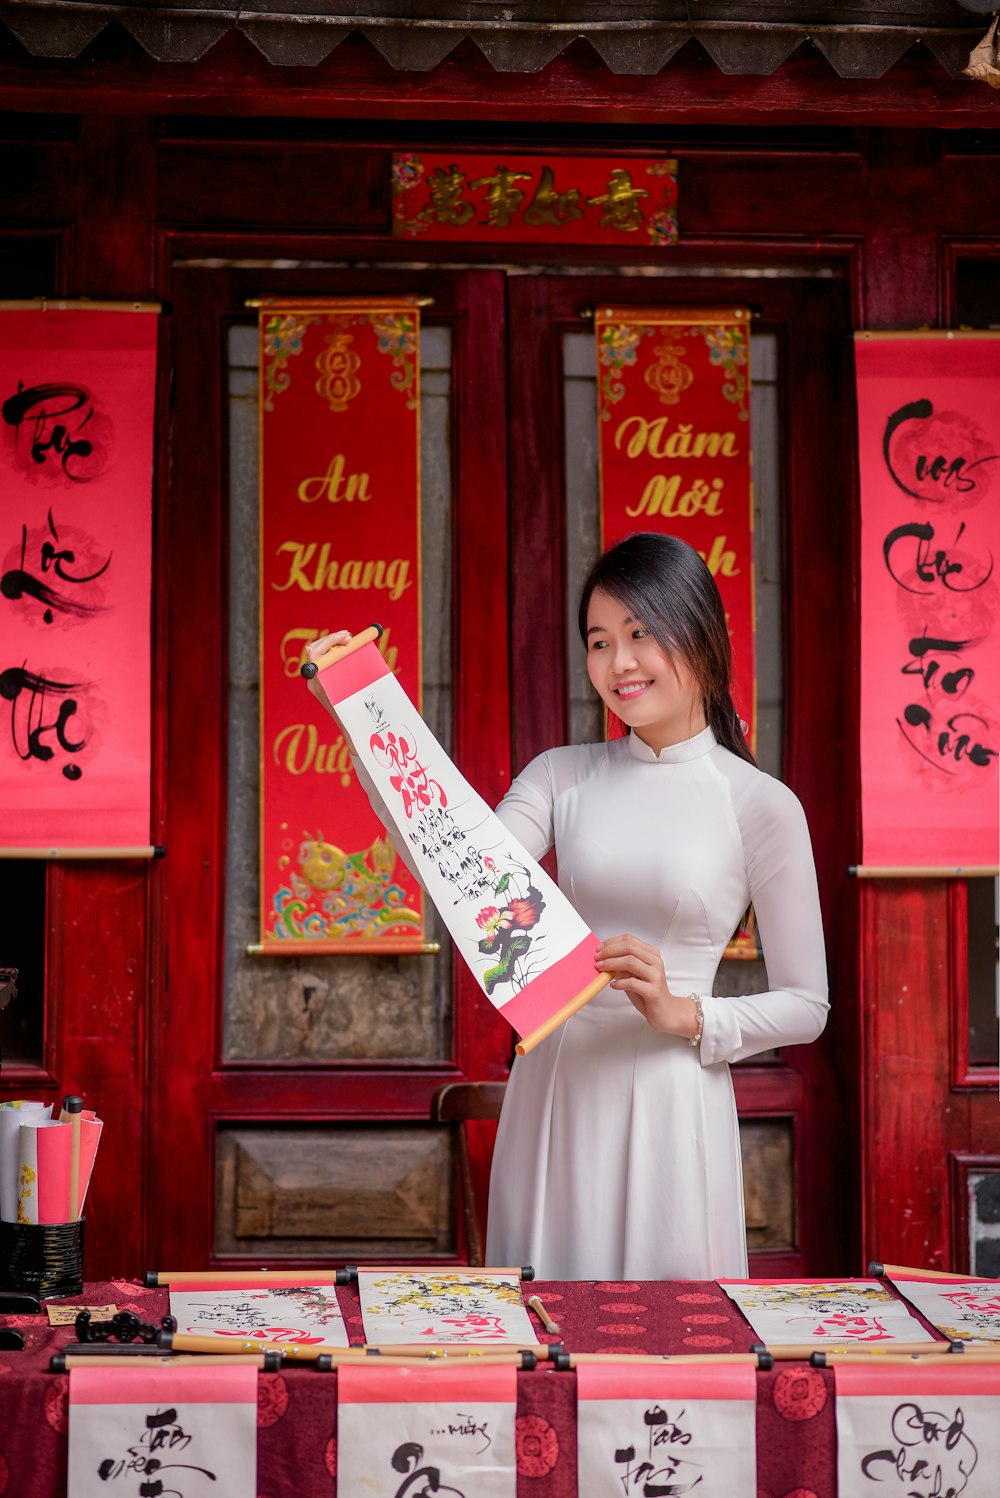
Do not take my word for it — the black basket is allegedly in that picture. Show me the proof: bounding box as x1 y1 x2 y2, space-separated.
0 1219 84 1299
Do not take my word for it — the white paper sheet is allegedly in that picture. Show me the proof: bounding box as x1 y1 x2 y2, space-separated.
577 1362 758 1498
337 1363 516 1498
719 1279 936 1345
169 1281 349 1347
357 1270 539 1346
0 1100 51 1221
68 1363 257 1498
889 1275 1000 1345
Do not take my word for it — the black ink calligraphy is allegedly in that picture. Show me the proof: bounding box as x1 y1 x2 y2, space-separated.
0 663 89 779
613 1403 704 1495
2 380 110 485
97 1406 218 1497
2 512 111 624
883 399 999 505
859 1399 978 1496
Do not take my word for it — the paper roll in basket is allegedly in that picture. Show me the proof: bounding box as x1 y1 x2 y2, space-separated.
0 1218 84 1299
304 630 610 1051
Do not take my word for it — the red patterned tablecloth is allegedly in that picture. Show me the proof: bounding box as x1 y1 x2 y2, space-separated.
0 1278 838 1498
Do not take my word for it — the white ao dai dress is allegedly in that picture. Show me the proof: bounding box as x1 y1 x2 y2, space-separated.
485 724 828 1281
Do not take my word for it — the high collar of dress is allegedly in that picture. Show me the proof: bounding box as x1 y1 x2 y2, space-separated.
626 723 717 764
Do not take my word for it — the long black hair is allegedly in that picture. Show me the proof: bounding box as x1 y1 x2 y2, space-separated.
577 531 755 766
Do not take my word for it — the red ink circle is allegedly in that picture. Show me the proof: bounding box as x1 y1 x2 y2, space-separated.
772 1367 828 1422
324 1435 337 1478
596 1323 645 1336
257 1374 290 1427
44 1381 69 1434
516 1414 559 1477
681 1334 733 1349
675 1292 724 1305
599 1302 648 1314
685 1314 730 1325
593 1282 640 1293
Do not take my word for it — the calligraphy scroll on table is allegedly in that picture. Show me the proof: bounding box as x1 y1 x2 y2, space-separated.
835 1363 1000 1498
576 1362 757 1498
393 153 678 247
258 297 425 953
856 333 1000 870
305 635 608 1052
68 1363 257 1498
337 1364 517 1498
0 303 157 854
595 306 756 744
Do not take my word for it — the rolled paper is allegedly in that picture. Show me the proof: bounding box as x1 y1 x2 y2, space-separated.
0 1102 52 1222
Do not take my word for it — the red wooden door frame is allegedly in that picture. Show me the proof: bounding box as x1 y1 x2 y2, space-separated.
506 271 858 1275
149 260 510 1268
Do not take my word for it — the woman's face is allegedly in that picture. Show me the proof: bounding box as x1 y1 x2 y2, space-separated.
585 587 707 752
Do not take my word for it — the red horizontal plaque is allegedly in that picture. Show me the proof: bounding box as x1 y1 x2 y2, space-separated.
392 153 678 247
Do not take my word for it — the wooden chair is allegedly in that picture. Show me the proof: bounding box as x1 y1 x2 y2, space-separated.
430 1081 506 1267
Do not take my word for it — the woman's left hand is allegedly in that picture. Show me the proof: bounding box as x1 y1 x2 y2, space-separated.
595 934 698 1039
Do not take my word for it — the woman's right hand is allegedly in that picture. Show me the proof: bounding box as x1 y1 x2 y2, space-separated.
303 630 356 750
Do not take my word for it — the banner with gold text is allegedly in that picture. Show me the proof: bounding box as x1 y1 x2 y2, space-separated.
856 332 1000 869
258 297 425 952
595 306 756 741
393 154 678 248
0 304 157 854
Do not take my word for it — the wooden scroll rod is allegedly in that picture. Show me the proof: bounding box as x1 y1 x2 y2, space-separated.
52 1351 282 1372
554 1351 771 1369
0 846 164 860
159 1332 538 1368
0 299 160 313
348 1264 534 1279
812 1350 1000 1366
245 297 434 310
869 1260 995 1282
147 1268 352 1286
850 866 998 878
855 330 1000 341
759 1341 955 1360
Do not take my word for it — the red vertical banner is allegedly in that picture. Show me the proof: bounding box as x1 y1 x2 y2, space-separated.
594 307 756 742
258 297 426 952
856 332 1000 869
0 303 157 853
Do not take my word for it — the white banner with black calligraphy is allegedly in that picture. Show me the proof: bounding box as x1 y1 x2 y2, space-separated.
576 1361 757 1498
835 1363 1000 1498
169 1279 349 1347
888 1275 1000 1345
68 1364 257 1498
336 1364 516 1498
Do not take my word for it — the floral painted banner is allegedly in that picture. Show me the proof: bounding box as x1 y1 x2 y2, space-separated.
719 1280 935 1347
888 1273 1000 1345
258 297 425 953
595 307 756 743
357 1270 538 1347
855 333 1000 869
169 1280 349 1348
305 638 605 1050
0 304 157 852
393 153 678 247
835 1363 1000 1498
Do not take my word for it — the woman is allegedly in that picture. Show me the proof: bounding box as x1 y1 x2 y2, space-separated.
310 532 828 1281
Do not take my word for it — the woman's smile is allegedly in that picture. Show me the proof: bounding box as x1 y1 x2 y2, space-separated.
586 587 707 751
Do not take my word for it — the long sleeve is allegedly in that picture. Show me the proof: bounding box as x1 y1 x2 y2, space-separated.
699 773 829 1066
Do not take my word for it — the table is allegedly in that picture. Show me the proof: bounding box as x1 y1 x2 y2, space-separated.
0 1278 845 1496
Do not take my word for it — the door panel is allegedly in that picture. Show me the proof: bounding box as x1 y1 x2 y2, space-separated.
151 264 509 1267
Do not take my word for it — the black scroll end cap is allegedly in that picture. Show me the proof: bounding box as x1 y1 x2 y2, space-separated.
156 1330 175 1351
867 1261 885 1277
522 1265 535 1281
520 1350 538 1370
756 1350 774 1371
62 1095 84 1114
345 1264 359 1282
263 1350 284 1372
315 1354 333 1372
301 662 319 679
144 1271 159 1288
749 1342 768 1355
336 1268 352 1285
369 622 384 638
553 1351 572 1372
809 1352 828 1368
50 1353 68 1374
950 1340 966 1354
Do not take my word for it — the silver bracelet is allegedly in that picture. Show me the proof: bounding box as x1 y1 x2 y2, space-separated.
688 993 704 1048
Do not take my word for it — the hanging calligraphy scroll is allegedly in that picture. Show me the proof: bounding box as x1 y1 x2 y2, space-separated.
258 297 426 952
594 306 756 743
393 153 678 247
303 630 610 1052
0 302 158 856
855 333 1000 870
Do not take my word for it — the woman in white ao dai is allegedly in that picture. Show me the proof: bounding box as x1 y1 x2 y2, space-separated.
486 533 829 1281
